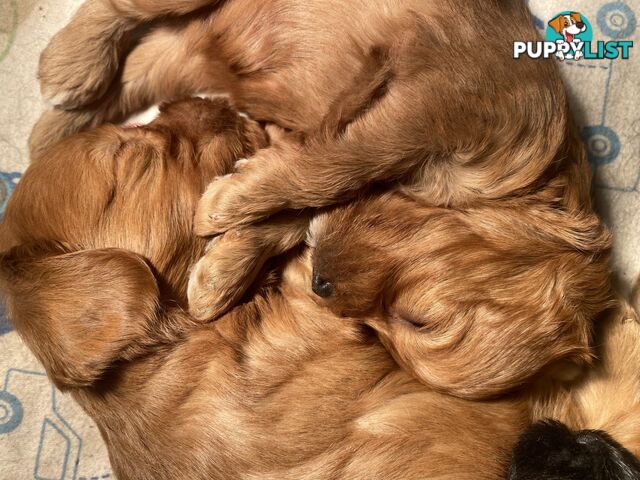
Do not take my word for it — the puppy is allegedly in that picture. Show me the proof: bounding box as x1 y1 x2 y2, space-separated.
184 53 612 398
303 192 611 398
1 97 529 479
32 0 613 399
509 287 640 478
31 0 611 302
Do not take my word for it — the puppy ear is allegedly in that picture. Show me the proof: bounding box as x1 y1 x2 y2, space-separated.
366 222 608 399
370 295 592 399
570 12 582 24
0 241 160 390
548 15 566 34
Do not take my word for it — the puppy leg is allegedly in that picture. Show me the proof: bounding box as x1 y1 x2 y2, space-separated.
31 21 230 157
193 48 420 235
188 213 311 321
39 0 217 109
193 113 424 235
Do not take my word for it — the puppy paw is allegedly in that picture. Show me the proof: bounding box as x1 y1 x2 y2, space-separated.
194 171 283 236
39 28 119 108
187 231 265 321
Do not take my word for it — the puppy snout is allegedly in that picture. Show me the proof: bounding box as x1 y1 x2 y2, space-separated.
312 271 334 298
576 21 585 29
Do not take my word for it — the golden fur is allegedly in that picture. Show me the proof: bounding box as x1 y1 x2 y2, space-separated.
30 0 613 399
15 0 636 471
306 193 611 398
529 288 640 457
1 98 530 480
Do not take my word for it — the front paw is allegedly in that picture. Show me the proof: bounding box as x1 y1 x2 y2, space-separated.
187 231 265 321
194 172 283 236
39 27 119 108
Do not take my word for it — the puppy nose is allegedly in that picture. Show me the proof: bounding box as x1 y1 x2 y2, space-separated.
576 21 585 29
312 272 334 298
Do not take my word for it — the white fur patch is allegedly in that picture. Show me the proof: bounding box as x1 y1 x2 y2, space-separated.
43 89 74 108
306 214 328 248
122 104 161 127
195 92 230 100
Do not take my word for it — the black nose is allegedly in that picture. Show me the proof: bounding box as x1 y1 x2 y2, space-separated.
576 21 585 29
312 272 334 298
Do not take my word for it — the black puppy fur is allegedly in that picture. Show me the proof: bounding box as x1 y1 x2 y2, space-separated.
508 420 640 480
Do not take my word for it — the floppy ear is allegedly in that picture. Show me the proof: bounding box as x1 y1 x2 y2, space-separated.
548 15 566 34
369 282 593 400
0 241 160 390
364 211 609 399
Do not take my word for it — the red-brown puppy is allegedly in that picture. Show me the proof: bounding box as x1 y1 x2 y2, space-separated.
1 98 527 479
31 0 612 399
305 192 610 397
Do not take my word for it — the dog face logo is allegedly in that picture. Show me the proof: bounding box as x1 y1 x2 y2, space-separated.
546 11 591 61
548 13 587 43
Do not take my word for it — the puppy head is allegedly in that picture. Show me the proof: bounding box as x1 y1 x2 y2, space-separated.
0 98 265 389
309 193 611 398
307 207 394 316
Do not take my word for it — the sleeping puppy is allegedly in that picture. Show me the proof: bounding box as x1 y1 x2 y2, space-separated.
1 97 529 480
509 287 640 479
182 58 612 398
303 193 611 398
30 0 609 314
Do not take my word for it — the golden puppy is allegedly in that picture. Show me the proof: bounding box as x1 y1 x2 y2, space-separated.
304 192 611 398
30 0 612 336
31 0 612 400
1 98 528 479
183 56 612 398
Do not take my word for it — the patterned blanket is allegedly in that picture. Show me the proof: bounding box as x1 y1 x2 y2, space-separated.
0 1 638 478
